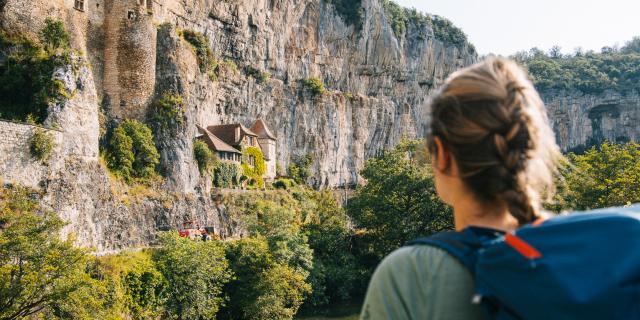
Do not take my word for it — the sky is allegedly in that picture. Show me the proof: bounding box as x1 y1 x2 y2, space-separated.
393 0 640 56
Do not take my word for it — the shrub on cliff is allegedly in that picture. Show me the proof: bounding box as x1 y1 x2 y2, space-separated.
245 66 271 83
288 154 314 185
153 232 232 320
324 0 364 30
149 91 185 134
215 162 240 188
107 120 160 181
303 77 326 96
29 128 56 162
180 29 218 80
0 185 102 319
194 139 218 174
40 18 70 52
0 20 74 124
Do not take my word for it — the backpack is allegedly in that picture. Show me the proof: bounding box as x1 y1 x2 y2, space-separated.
407 205 640 320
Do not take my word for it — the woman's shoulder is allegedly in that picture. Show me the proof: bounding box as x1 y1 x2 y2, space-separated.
361 244 484 320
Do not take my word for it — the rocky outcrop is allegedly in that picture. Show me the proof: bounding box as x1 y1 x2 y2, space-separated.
543 90 640 152
0 0 475 250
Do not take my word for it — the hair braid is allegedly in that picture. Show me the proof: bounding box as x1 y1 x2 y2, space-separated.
427 57 561 226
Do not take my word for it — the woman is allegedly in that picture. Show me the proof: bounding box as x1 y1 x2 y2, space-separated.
360 57 561 319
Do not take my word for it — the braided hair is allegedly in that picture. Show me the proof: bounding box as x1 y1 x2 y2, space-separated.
427 57 561 225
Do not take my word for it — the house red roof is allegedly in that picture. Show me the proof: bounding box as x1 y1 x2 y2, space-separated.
250 119 276 140
197 126 241 154
207 123 258 146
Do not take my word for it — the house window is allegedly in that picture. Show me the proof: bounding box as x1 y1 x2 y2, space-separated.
74 0 85 11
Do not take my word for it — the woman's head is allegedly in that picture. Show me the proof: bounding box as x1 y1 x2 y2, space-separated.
427 57 561 226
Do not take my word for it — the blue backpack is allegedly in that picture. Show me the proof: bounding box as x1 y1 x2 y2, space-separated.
407 205 640 320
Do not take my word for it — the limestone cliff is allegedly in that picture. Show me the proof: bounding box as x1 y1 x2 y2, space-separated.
0 0 475 250
543 90 640 152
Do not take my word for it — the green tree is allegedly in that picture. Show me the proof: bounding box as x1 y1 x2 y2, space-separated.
153 232 232 320
561 141 640 210
302 191 361 307
346 139 453 260
106 120 160 181
0 185 100 320
40 18 70 52
29 128 56 162
150 92 185 133
288 154 313 184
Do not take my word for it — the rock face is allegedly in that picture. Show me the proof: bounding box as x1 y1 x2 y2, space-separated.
0 0 475 250
543 90 640 152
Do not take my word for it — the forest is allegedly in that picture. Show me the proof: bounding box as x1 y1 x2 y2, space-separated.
2 139 639 319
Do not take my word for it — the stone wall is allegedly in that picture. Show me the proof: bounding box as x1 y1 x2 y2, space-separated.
0 121 63 187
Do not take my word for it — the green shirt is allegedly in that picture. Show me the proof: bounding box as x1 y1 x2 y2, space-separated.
360 245 485 320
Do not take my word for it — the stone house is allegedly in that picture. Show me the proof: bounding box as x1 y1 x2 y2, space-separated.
197 119 277 180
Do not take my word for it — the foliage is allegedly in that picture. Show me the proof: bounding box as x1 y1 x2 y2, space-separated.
149 91 184 134
181 29 218 80
245 66 271 83
303 77 326 96
221 194 314 320
193 139 218 174
346 139 453 260
621 36 640 54
29 128 55 162
106 120 160 182
514 39 640 93
302 191 362 308
40 18 70 52
0 185 99 319
215 162 240 188
559 141 640 210
91 250 166 319
241 146 267 188
380 1 473 53
324 0 364 30
0 21 73 124
273 178 297 190
288 154 314 184
153 232 232 320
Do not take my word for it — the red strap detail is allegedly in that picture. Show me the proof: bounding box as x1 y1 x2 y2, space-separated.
504 233 542 259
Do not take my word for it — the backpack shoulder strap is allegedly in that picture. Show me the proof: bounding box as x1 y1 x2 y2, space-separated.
407 227 503 274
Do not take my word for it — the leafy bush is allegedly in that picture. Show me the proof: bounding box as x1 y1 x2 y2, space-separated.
0 20 74 123
106 120 160 181
149 91 184 133
381 0 407 38
0 185 101 319
303 77 326 96
242 146 267 188
29 128 55 161
153 232 232 320
273 178 296 190
324 0 364 30
40 18 70 51
92 251 166 319
215 162 240 188
288 154 314 184
181 29 218 80
194 139 217 174
245 66 271 83
514 40 640 93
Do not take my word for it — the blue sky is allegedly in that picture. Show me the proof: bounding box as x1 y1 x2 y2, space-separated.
393 0 639 56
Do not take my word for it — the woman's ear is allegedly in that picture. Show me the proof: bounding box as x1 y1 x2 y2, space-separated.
432 136 450 172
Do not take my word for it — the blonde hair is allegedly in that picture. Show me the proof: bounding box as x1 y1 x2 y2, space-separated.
427 57 561 225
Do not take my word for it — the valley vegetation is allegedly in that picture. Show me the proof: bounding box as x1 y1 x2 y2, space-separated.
2 138 639 319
